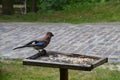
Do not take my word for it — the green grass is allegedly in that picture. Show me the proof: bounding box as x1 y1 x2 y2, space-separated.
0 1 120 23
0 59 120 80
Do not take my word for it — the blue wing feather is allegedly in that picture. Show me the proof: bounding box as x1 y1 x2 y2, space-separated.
34 41 45 46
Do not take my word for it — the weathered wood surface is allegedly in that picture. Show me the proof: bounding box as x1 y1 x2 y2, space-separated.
23 51 108 71
23 51 108 80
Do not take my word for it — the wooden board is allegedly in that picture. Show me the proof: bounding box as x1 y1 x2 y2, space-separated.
23 51 108 71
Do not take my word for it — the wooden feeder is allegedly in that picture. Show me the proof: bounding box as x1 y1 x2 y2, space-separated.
23 51 108 80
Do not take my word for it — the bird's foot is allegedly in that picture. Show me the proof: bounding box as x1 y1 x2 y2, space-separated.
41 49 47 55
38 49 47 56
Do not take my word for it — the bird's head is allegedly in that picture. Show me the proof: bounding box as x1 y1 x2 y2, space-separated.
46 32 54 37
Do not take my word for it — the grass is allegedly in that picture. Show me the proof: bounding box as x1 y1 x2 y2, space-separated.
0 59 120 80
0 1 120 23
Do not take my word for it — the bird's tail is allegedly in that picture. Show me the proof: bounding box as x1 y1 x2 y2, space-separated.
13 45 26 50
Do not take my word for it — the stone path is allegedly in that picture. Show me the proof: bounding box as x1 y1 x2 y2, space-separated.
0 22 120 62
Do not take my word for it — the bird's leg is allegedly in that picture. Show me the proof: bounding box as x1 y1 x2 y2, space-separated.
37 49 47 56
41 49 47 55
37 50 41 54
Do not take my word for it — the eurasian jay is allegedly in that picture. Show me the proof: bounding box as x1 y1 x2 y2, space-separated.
13 32 54 54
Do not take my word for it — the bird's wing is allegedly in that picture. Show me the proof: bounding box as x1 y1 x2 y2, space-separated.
25 40 37 46
32 41 47 47
35 41 45 46
13 40 45 50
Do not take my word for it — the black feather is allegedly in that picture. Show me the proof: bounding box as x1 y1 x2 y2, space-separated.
13 40 37 50
13 45 26 50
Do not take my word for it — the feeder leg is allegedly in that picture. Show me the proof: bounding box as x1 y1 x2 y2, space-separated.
59 68 68 80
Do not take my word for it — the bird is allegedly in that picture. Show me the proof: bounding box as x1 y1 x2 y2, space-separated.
13 32 54 54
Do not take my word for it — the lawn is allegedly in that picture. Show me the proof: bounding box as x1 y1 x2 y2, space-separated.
0 59 120 80
0 1 120 23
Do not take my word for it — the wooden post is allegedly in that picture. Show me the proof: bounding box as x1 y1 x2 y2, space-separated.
30 0 38 12
59 68 68 80
24 0 27 14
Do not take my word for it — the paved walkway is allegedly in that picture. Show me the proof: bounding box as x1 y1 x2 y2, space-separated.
0 22 120 62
